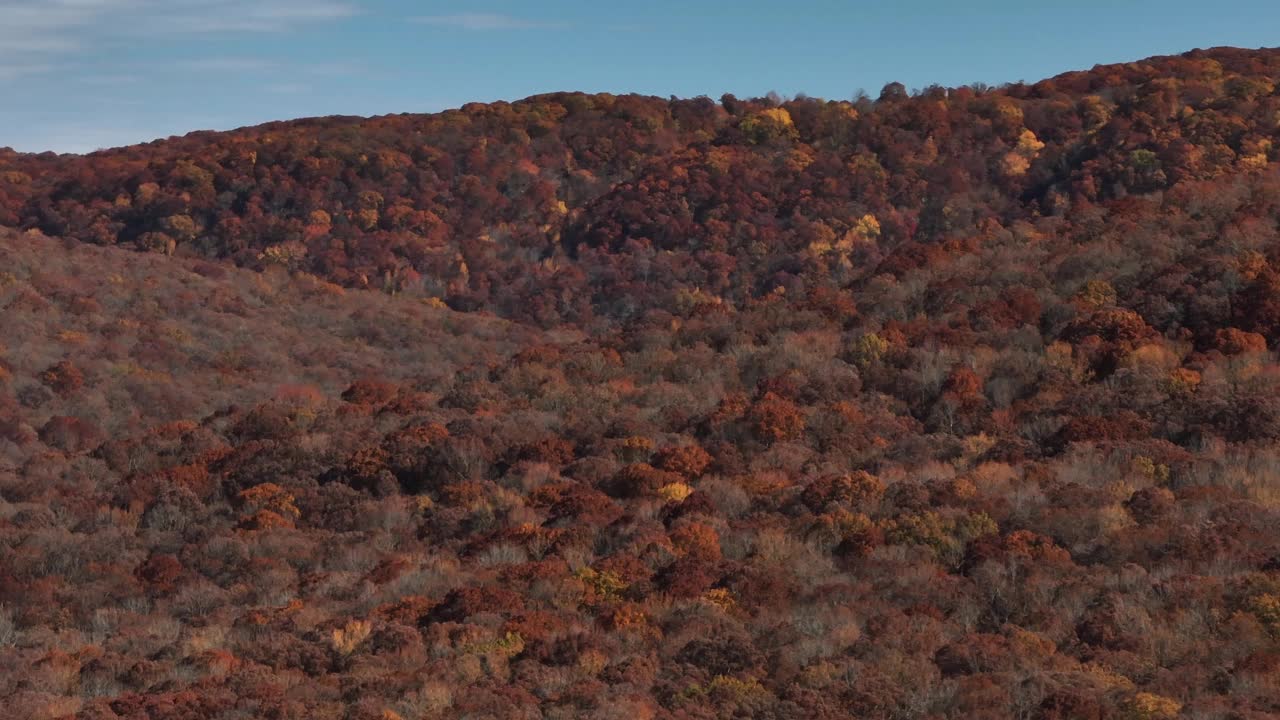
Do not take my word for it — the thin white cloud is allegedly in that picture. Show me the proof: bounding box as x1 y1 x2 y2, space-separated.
169 57 362 77
0 63 56 82
152 2 358 33
243 1 354 21
3 36 82 53
413 13 567 31
76 73 142 86
0 0 362 149
177 57 280 72
0 0 358 89
0 1 357 63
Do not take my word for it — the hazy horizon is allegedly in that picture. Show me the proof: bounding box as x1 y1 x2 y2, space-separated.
3 0 1279 154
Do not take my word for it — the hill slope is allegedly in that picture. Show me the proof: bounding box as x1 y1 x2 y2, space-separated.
3 48 1280 719
3 47 1280 331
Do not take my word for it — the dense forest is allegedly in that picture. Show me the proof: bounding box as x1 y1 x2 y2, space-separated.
4 46 1280 718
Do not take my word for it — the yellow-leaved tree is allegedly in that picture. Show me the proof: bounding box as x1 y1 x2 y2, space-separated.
741 108 798 145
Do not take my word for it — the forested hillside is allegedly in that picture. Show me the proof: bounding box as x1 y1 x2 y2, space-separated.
4 47 1280 719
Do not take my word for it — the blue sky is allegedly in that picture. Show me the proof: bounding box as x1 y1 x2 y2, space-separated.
2 0 1278 153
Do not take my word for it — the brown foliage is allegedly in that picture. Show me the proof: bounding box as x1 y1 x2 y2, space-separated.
7 47 1280 718
37 415 103 452
134 554 182 594
1214 327 1268 354
38 360 84 397
653 444 713 478
608 463 682 499
747 392 805 444
800 471 886 513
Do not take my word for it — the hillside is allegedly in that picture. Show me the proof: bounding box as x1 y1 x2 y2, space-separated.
2 47 1280 719
4 47 1280 333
